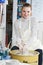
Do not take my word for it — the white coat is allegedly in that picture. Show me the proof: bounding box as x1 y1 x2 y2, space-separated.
12 16 43 50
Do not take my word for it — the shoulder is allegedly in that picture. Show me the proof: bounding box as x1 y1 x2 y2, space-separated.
15 18 22 23
17 18 22 22
30 16 37 21
30 16 39 24
14 18 22 27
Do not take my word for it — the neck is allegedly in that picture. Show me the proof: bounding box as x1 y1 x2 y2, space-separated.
21 16 31 21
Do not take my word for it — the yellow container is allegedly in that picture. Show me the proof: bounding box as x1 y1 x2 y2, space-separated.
10 50 39 65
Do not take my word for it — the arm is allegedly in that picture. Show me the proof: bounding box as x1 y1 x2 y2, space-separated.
23 17 42 50
12 19 23 49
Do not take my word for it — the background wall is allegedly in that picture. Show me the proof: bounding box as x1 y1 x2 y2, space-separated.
32 0 43 21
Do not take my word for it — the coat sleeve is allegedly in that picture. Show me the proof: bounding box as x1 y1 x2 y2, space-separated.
24 17 43 50
12 20 22 48
31 17 38 38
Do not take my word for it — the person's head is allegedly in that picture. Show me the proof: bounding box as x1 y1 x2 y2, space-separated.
21 3 32 19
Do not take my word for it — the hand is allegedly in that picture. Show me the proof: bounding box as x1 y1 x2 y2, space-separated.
18 44 23 53
21 40 25 46
17 39 26 53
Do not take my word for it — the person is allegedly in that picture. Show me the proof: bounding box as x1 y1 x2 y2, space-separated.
11 3 43 65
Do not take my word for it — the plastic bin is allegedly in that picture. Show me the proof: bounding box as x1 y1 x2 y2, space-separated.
10 50 39 65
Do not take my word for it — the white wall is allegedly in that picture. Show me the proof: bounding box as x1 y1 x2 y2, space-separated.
32 0 43 45
32 0 43 21
12 0 17 47
26 0 32 4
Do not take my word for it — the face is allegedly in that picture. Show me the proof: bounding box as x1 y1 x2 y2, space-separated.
21 7 32 19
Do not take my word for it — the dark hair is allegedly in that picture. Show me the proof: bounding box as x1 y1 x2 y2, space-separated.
22 3 32 10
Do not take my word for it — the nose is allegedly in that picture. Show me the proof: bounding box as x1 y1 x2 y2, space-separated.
25 12 28 16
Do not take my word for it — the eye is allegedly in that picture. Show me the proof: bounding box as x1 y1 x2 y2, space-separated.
28 11 30 13
23 11 25 12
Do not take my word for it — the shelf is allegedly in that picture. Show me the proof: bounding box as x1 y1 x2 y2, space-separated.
17 0 26 18
18 4 23 7
18 0 26 4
